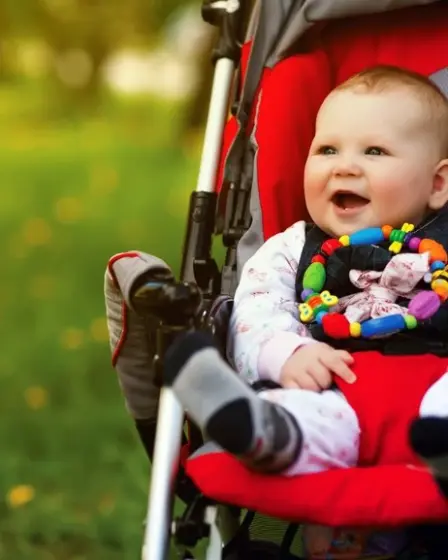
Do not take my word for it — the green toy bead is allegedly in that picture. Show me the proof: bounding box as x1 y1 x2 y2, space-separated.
303 262 326 293
390 229 406 243
313 302 329 316
404 315 417 329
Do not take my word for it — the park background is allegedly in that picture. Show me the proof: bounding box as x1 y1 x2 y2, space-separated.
0 1 219 557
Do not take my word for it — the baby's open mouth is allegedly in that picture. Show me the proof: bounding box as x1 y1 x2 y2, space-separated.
332 191 370 210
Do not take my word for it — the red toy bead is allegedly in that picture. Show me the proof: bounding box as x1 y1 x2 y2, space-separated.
321 239 343 257
322 313 351 339
311 255 326 265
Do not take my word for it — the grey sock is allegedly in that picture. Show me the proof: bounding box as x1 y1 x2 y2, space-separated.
164 332 302 473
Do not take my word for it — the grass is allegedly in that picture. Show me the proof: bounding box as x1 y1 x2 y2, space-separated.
0 80 204 558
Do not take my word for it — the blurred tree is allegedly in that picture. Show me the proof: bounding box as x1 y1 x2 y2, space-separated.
150 0 197 36
31 0 138 109
0 0 192 111
0 0 256 121
0 3 12 80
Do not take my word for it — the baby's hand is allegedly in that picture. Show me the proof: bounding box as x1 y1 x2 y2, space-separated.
279 342 356 391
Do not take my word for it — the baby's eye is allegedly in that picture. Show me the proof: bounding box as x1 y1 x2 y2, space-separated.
317 145 337 155
365 146 387 156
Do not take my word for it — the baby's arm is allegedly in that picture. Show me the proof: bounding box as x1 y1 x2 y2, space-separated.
227 221 356 389
227 221 316 384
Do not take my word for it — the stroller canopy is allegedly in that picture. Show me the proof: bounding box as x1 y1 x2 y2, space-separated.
247 0 439 65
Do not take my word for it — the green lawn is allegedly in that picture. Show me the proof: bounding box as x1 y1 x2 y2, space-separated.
0 82 202 558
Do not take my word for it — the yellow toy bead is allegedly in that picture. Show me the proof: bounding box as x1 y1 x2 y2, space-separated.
299 303 313 322
339 235 350 247
320 290 338 307
389 241 402 254
349 322 361 337
431 278 448 302
431 277 448 288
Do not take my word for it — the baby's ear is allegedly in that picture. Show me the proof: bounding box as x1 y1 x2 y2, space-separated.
429 159 448 210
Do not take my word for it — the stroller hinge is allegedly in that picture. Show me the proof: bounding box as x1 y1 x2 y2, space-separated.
180 191 221 302
202 0 251 64
172 495 212 549
223 138 254 244
220 143 254 296
130 276 203 386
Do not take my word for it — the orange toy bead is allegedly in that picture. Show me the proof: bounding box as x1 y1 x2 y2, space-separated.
418 239 448 264
381 225 393 238
307 295 321 308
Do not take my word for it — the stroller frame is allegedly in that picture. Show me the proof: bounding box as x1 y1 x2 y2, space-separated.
119 1 448 559
138 2 254 558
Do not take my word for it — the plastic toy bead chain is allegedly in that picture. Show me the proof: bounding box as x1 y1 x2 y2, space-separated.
299 223 448 339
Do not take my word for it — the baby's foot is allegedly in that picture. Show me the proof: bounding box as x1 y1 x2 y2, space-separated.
165 331 302 473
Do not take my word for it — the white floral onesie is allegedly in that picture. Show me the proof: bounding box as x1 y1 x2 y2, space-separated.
227 220 448 476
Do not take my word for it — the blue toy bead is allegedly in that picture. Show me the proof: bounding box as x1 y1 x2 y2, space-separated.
430 260 446 272
315 311 327 324
361 314 406 338
349 227 385 246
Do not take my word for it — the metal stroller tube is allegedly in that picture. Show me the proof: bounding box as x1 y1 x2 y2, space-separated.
139 1 250 557
139 60 235 559
196 57 235 194
142 388 184 560
131 279 202 560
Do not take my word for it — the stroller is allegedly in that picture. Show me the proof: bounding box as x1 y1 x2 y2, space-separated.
104 1 448 558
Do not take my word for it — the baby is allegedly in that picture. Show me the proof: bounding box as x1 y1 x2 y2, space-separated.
165 65 448 496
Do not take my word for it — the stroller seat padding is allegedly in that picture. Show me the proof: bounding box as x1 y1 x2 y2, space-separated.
186 452 448 527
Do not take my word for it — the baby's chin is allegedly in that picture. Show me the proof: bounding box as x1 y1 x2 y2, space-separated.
310 211 376 239
313 221 367 239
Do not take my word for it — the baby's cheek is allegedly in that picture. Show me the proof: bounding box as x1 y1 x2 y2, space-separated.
375 180 412 212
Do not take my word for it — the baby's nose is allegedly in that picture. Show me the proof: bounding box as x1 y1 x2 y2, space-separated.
332 158 362 177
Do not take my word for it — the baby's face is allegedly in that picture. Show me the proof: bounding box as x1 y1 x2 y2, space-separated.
304 88 445 237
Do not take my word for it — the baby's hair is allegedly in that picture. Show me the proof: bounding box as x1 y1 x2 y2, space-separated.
335 65 448 157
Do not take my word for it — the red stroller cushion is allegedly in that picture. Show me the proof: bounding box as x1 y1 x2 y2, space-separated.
186 452 448 527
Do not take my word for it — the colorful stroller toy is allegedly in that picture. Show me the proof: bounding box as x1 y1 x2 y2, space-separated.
104 1 448 558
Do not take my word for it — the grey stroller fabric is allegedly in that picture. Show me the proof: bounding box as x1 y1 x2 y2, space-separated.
105 252 172 420
238 0 440 123
269 0 439 64
245 0 439 65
